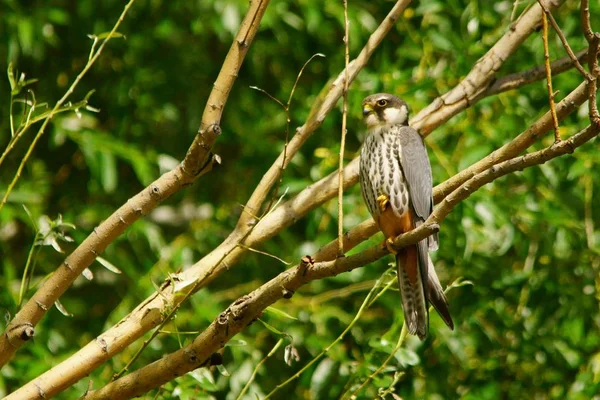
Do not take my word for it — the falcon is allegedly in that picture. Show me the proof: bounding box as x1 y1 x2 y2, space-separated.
359 93 454 339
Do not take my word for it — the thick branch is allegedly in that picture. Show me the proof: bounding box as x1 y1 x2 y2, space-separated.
1 0 253 361
483 48 588 97
581 0 600 126
86 122 599 400
411 0 565 135
434 80 588 200
0 165 208 368
182 0 270 177
5 3 409 397
0 0 268 377
14 5 590 392
236 0 412 228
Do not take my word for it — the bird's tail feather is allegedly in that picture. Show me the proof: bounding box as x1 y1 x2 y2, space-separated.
426 255 454 330
396 245 428 340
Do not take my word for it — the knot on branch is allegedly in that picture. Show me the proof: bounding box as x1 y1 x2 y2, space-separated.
7 323 35 345
299 255 314 276
217 310 230 326
19 324 35 342
211 124 222 136
231 295 250 321
23 326 35 341
149 184 161 199
96 337 109 353
184 348 200 365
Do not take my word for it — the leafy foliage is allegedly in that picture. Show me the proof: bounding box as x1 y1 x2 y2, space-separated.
1 0 599 399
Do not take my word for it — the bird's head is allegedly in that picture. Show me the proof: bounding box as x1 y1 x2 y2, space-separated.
362 93 409 129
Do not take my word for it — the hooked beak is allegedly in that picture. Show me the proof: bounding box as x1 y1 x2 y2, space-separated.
362 104 373 117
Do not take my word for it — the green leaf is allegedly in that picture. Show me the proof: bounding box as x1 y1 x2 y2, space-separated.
216 364 230 377
82 268 94 281
96 257 122 274
187 369 217 392
265 306 297 320
310 358 338 400
258 318 285 336
225 339 247 347
100 151 118 193
95 31 126 40
54 299 73 317
7 62 16 92
394 348 420 367
554 340 581 368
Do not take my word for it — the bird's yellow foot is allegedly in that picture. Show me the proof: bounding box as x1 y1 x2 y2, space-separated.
376 194 390 212
384 237 397 255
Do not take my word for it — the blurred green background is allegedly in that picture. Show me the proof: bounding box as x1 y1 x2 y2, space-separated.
1 0 599 399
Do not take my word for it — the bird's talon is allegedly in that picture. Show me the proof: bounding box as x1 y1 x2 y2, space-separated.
385 237 397 255
376 194 390 212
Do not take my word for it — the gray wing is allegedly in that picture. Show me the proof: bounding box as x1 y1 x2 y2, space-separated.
398 126 438 251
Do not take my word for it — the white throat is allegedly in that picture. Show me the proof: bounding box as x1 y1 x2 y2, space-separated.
383 105 408 125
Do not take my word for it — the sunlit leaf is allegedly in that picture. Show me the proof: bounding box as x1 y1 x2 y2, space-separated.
82 268 94 280
55 300 73 317
96 257 122 274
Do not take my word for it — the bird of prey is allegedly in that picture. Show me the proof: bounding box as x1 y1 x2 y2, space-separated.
359 93 454 339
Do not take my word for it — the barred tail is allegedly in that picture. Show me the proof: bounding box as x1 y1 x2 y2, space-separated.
396 244 428 340
426 255 454 330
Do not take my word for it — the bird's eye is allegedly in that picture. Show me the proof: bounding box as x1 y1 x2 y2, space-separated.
377 99 387 107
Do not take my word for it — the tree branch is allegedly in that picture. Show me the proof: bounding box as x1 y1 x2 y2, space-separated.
0 1 136 212
338 0 351 255
434 80 588 200
581 0 600 126
411 0 565 135
5 2 411 397
235 0 412 229
539 1 561 142
541 4 591 80
0 0 270 374
482 48 588 97
11 0 583 392
182 0 271 177
85 121 599 400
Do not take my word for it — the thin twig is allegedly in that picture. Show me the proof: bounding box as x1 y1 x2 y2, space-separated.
263 273 388 399
236 338 284 400
256 53 325 217
82 122 600 400
483 48 588 96
516 240 539 317
581 0 600 126
0 95 94 169
540 4 591 79
581 0 595 42
338 0 350 256
538 1 561 142
0 0 269 376
343 324 408 399
8 0 579 393
0 0 135 212
584 175 595 249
